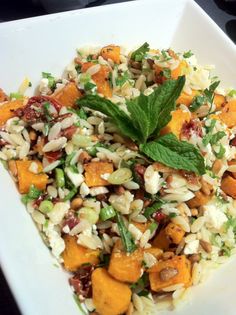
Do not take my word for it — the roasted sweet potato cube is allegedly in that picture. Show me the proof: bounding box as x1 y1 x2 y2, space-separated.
148 255 191 292
92 268 131 315
15 160 48 194
84 162 113 187
101 45 120 64
53 82 82 107
62 235 100 271
152 229 170 251
218 99 236 127
0 99 25 126
221 175 236 199
108 240 143 283
213 93 225 110
176 90 198 106
165 223 185 244
171 60 187 80
187 191 210 208
81 62 112 98
160 109 191 139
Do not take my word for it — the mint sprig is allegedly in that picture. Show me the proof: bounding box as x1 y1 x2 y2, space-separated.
140 133 205 175
77 76 205 175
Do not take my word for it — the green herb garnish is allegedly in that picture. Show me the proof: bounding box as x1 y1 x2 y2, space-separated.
144 200 164 218
42 72 56 89
78 76 205 175
131 42 150 62
100 206 116 221
21 185 41 204
183 50 194 58
116 212 136 253
140 133 205 175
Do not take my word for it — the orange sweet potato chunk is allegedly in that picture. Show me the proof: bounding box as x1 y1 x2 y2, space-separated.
148 255 191 292
213 93 225 110
101 45 120 64
0 100 25 126
187 191 210 208
221 175 236 199
160 109 191 139
92 268 131 315
165 223 185 245
15 160 48 194
53 82 82 107
81 62 112 98
152 229 170 251
218 99 236 127
176 90 198 106
108 240 143 283
62 235 100 272
84 162 113 187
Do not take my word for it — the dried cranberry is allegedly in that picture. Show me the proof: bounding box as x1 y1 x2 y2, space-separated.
15 96 62 123
63 210 80 230
69 265 94 299
181 119 203 140
153 212 167 223
231 137 236 146
62 125 77 140
44 150 63 163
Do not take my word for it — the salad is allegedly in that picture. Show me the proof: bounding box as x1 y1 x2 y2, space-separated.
0 43 236 315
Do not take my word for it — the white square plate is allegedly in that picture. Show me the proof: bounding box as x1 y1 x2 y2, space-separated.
0 1 236 314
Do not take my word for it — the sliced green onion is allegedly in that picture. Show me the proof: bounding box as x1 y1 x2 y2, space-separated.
116 212 136 253
100 206 116 221
39 200 53 213
107 168 132 185
143 200 164 219
72 134 92 148
55 168 65 188
21 185 41 205
148 222 158 233
78 207 99 224
10 92 23 100
64 187 77 201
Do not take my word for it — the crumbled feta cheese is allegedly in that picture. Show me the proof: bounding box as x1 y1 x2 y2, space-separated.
109 191 134 214
39 78 50 95
89 186 109 196
203 204 228 230
144 165 161 195
28 161 39 174
65 167 84 187
79 182 90 197
184 240 199 255
48 202 70 225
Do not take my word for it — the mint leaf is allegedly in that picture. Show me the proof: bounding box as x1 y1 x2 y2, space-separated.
131 42 149 62
150 76 185 134
77 95 143 143
127 76 186 141
140 133 205 175
189 95 206 112
78 77 185 144
183 50 194 58
214 144 226 159
210 131 226 145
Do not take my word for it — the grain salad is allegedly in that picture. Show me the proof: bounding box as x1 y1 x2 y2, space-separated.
1 43 236 315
